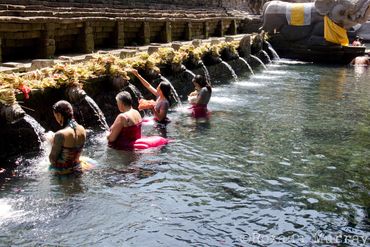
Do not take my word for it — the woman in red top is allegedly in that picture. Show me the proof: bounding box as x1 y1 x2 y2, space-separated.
107 91 168 150
107 91 143 149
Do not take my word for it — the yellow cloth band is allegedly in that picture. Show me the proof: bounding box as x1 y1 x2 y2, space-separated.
324 16 349 46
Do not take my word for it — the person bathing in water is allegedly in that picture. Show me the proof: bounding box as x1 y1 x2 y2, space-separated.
188 75 212 118
107 91 168 150
107 91 142 149
130 69 172 125
350 54 370 66
48 100 86 175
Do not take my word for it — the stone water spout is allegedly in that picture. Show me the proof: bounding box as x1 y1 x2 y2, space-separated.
160 75 182 106
264 41 280 60
65 85 109 130
238 57 255 75
258 50 272 64
199 61 211 85
249 55 268 70
113 75 142 110
220 59 239 81
0 103 45 161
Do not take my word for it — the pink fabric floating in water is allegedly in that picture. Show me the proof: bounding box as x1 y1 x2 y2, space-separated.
132 136 169 149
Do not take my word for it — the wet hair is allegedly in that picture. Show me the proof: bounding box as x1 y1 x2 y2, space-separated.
115 91 132 107
193 74 212 93
159 81 172 106
52 100 74 126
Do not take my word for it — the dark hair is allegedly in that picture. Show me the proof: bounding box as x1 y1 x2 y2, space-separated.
159 81 172 106
52 100 74 126
193 74 212 93
116 91 132 107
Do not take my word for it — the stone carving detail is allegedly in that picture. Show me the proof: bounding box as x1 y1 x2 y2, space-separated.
261 0 370 42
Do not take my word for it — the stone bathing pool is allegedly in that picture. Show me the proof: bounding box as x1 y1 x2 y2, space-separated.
0 59 369 246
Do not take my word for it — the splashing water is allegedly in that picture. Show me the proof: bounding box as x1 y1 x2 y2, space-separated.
84 96 109 130
160 75 182 106
199 61 211 85
265 41 280 60
238 57 254 75
220 60 238 82
250 55 267 69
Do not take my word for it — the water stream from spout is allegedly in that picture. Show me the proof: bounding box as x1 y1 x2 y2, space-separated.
184 69 196 79
265 41 280 60
84 96 109 130
220 60 238 82
261 50 272 64
160 75 182 106
23 114 45 146
250 55 268 70
238 57 255 75
199 61 211 85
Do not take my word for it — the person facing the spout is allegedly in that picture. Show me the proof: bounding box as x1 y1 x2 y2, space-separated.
49 100 86 175
107 91 142 149
107 91 168 150
188 74 212 118
130 69 171 125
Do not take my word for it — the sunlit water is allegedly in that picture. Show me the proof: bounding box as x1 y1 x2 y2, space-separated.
1 60 370 246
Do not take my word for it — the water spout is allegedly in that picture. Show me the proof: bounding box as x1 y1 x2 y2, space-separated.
84 96 109 130
23 114 45 146
199 61 211 85
250 55 267 70
184 69 196 79
261 50 272 64
220 60 238 82
160 75 182 106
238 57 254 75
265 41 280 60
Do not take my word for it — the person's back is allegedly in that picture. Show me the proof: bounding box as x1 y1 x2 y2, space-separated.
49 100 86 174
196 87 211 105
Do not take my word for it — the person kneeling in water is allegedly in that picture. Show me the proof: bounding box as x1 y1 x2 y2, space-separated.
107 91 168 150
49 100 86 175
188 75 212 118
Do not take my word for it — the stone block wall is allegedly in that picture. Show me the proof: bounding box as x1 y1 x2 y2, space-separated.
0 0 267 62
0 0 264 12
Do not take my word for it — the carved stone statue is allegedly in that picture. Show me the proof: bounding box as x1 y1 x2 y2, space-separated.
261 0 370 62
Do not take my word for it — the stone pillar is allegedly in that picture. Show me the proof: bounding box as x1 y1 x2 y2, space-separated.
229 19 237 35
162 21 172 43
82 22 94 53
218 19 224 37
204 22 209 39
185 22 192 41
40 23 55 58
142 22 150 45
115 21 125 48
